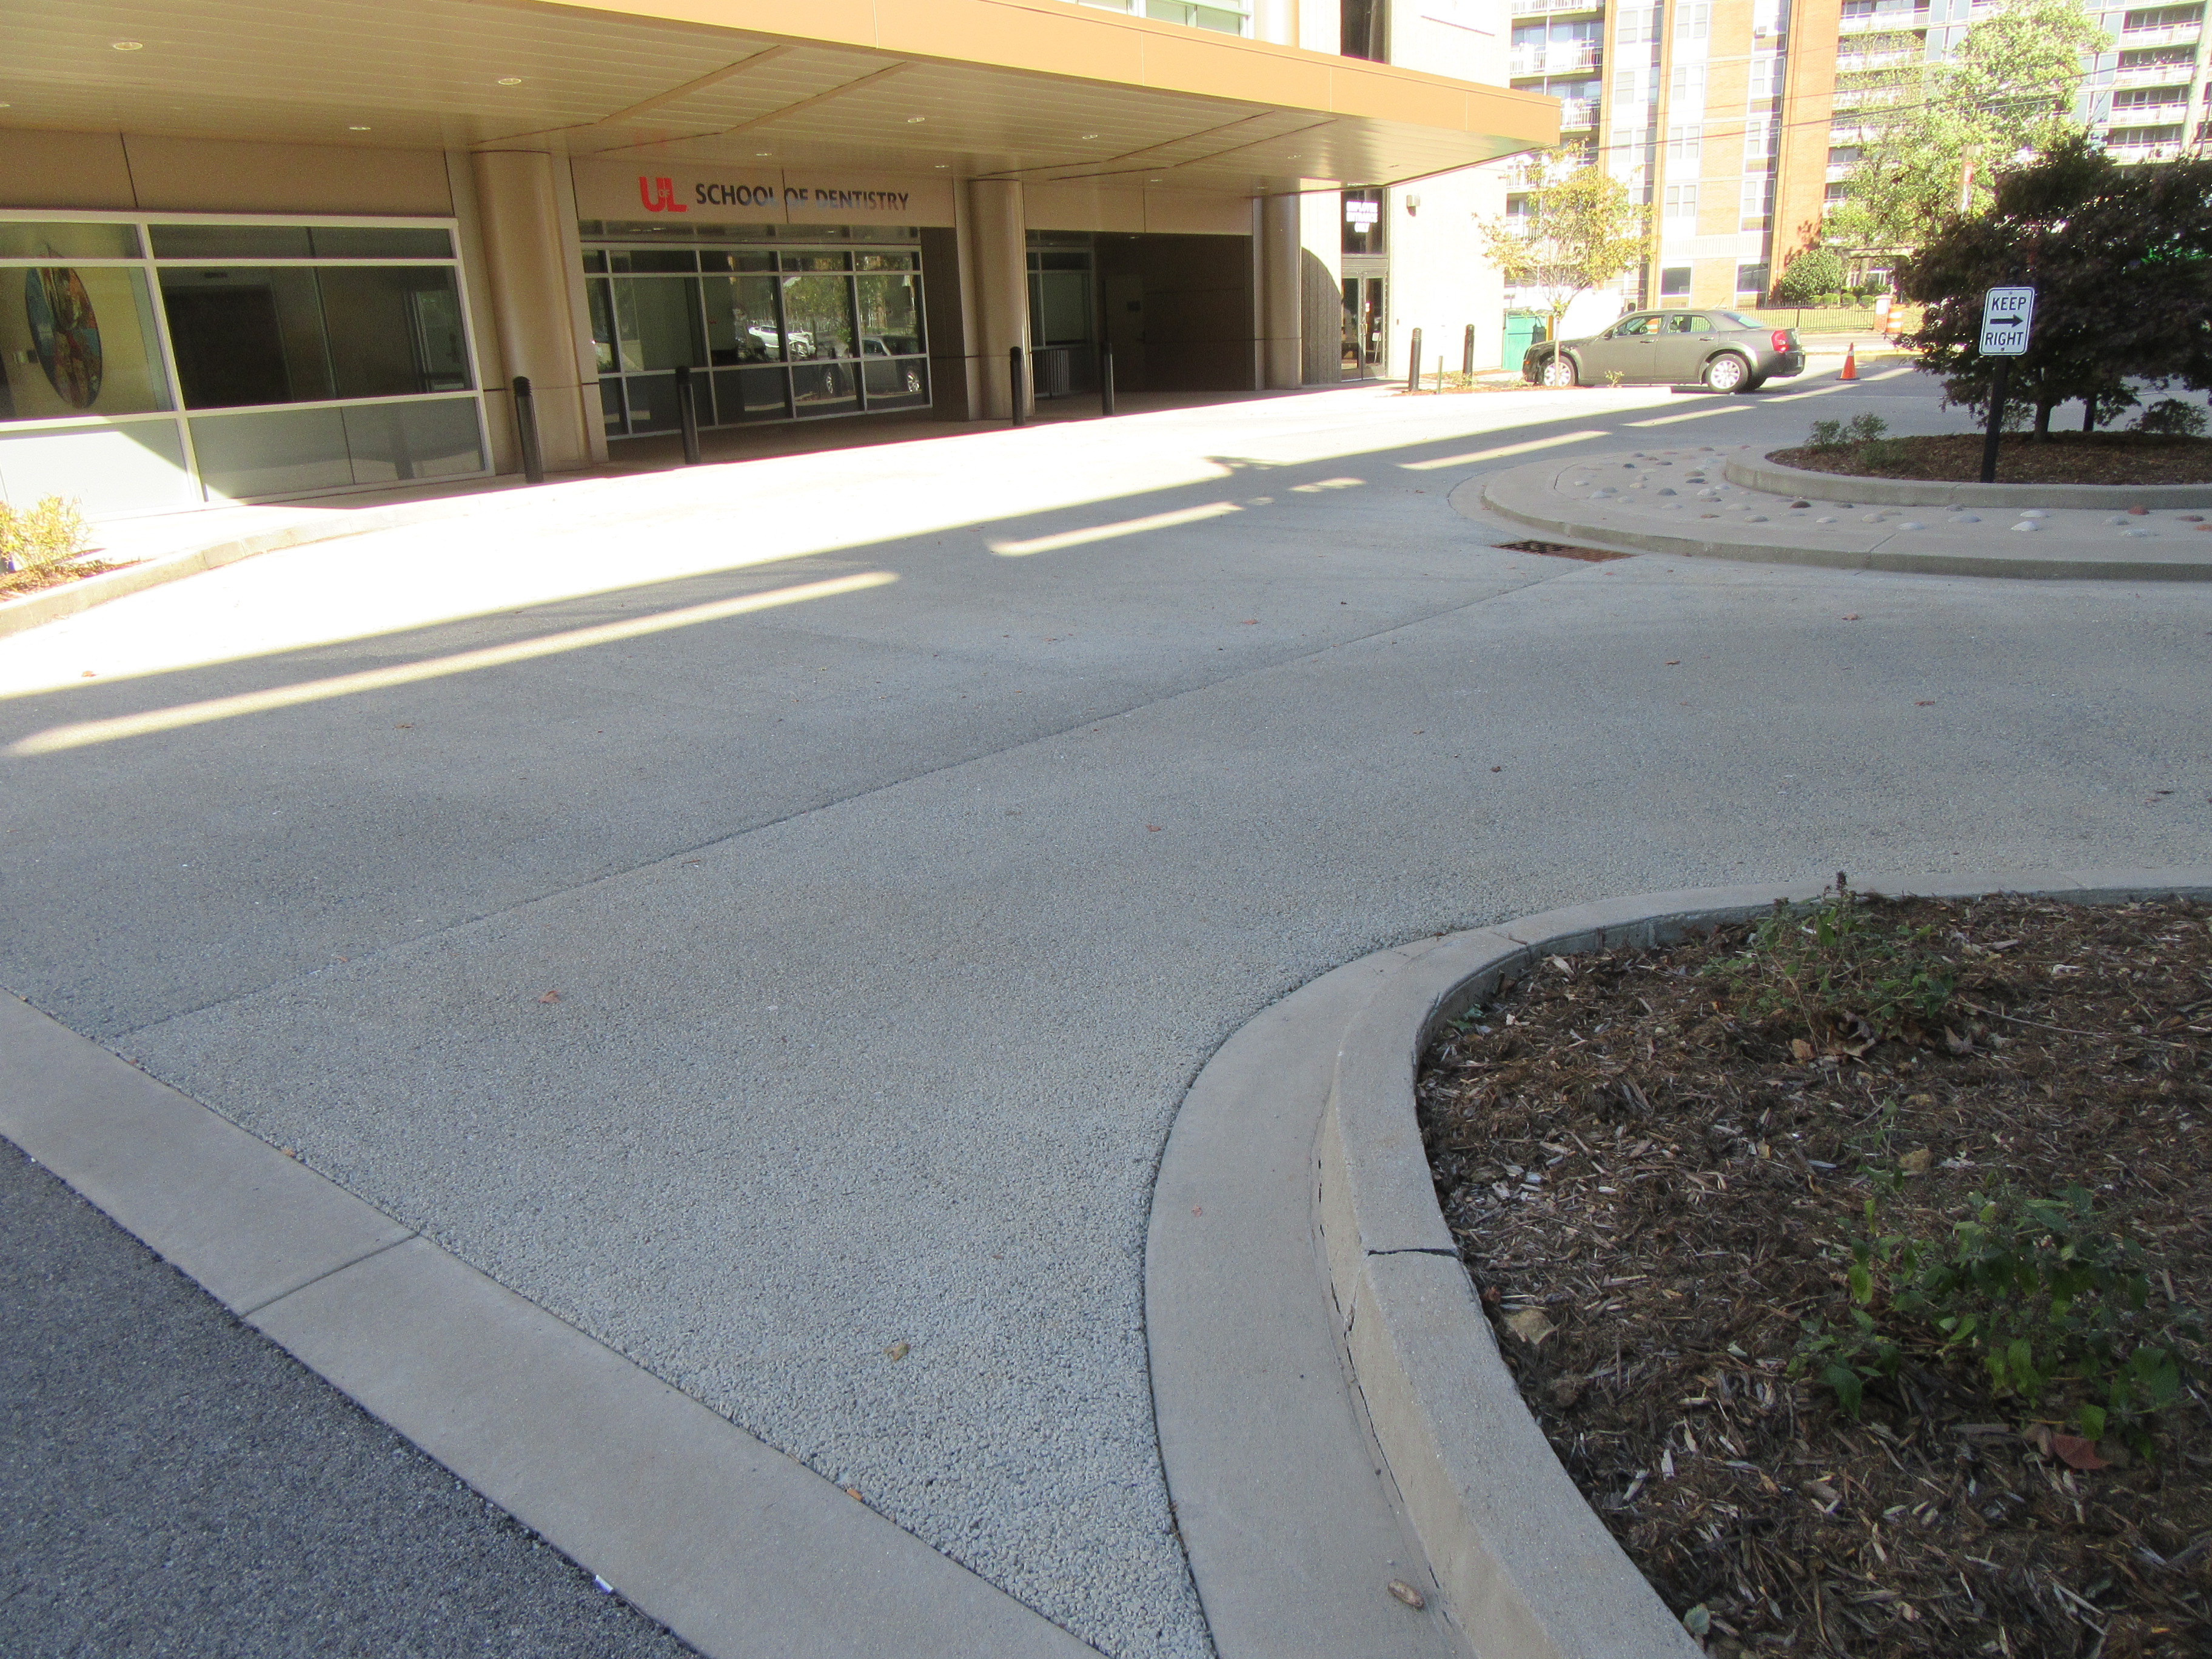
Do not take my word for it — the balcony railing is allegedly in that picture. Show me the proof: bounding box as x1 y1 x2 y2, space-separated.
1509 43 1602 74
1838 8 1929 30
2120 21 2203 46
2113 61 2199 85
1557 99 1600 127
2106 98 2192 125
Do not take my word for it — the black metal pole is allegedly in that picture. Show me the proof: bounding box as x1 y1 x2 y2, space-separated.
1462 323 1475 379
1099 344 1116 417
512 375 545 485
675 366 702 466
1979 358 2009 484
1407 326 1423 393
1010 344 1026 427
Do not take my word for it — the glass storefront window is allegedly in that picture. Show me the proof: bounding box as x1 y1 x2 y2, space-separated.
611 276 706 372
586 235 929 435
2 212 488 511
159 265 472 408
0 222 142 260
1 266 175 421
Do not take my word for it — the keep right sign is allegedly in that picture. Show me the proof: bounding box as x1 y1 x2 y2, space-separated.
1979 286 2036 356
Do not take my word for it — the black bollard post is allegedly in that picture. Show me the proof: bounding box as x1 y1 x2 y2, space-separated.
1462 323 1475 380
1406 327 1423 393
675 365 702 466
1099 344 1116 416
512 375 545 484
1010 344 1027 427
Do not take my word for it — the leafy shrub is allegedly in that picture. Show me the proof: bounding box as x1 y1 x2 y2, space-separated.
1795 1184 2199 1453
1805 414 1891 454
0 495 90 575
1774 248 1848 305
1707 878 1954 1052
2131 397 2210 437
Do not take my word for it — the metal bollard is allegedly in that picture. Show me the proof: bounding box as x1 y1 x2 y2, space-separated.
1462 323 1475 379
1099 344 1116 417
512 375 545 484
1010 344 1027 427
1406 327 1423 393
674 365 702 466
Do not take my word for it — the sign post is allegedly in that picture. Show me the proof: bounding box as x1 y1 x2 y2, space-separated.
1977 285 2035 483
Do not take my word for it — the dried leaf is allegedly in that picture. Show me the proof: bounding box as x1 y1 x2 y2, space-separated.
885 1341 910 1361
1387 1579 1426 1609
538 990 561 1004
1898 1147 1933 1176
2050 1432 2108 1470
1504 1307 1557 1347
1790 1037 1816 1062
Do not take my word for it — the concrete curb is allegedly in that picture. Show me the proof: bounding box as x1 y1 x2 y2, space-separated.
1469 462 2212 581
0 991 1096 1659
0 481 548 642
1726 452 2212 510
1315 867 2212 1658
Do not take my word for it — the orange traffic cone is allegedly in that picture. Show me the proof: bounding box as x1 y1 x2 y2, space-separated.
1840 344 1858 381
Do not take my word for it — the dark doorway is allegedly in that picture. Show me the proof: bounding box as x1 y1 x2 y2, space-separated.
161 286 293 409
1091 233 1255 394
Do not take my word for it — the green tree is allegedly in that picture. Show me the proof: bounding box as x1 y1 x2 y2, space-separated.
1827 0 2110 260
1772 247 1848 304
1481 150 1650 344
1900 136 2212 434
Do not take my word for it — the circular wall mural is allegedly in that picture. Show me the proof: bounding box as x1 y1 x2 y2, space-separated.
25 267 104 409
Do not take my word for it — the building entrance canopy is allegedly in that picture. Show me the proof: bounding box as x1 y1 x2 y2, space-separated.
5 0 1554 196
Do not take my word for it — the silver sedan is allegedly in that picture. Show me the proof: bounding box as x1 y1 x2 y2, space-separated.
1523 309 1805 392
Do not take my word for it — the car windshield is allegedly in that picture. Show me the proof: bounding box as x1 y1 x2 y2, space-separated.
1720 312 1766 330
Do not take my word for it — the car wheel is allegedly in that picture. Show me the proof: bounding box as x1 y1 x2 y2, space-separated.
1704 353 1750 393
1541 354 1578 389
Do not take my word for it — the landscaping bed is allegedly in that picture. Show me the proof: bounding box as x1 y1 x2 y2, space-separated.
1771 431 2212 488
0 556 128 602
1417 888 2210 1657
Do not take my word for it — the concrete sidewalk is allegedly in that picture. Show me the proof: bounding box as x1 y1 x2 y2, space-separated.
4 370 2208 1657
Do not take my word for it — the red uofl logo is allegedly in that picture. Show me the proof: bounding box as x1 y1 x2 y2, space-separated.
638 176 688 213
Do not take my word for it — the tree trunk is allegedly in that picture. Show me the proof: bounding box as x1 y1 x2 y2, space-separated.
2034 400 2053 441
2083 397 2099 432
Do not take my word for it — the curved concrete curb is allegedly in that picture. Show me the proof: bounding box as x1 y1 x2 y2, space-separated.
1727 452 2212 510
1470 456 2212 581
0 991 1096 1659
1316 866 2212 1658
0 481 547 642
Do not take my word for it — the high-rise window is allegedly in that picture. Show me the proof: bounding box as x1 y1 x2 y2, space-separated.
1740 176 1775 229
1342 0 1386 59
1075 0 1250 35
1664 183 1700 223
1667 123 1701 162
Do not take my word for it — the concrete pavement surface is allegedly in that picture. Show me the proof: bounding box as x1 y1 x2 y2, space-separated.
5 364 2211 1655
0 1141 697 1658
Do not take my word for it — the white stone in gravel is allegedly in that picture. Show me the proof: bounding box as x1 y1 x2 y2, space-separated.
1815 516 1837 524
2020 509 2049 519
2014 521 2041 532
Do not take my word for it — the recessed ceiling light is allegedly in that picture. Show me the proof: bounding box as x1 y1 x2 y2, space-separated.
497 76 524 85
111 39 144 50
934 163 948 169
347 124 372 131
1148 176 1163 182
756 150 772 156
1081 132 1101 139
906 115 926 123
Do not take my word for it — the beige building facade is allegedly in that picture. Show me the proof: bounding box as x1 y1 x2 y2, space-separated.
0 0 1551 518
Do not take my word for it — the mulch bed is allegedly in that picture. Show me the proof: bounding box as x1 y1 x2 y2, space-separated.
1418 891 2211 1657
1771 433 2212 488
0 558 127 602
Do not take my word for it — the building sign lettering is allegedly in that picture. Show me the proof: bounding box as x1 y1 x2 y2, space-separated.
574 158 953 227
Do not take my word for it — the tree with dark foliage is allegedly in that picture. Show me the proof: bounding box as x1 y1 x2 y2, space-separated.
1899 136 2212 435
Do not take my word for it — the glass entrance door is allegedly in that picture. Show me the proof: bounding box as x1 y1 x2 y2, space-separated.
1341 276 1386 378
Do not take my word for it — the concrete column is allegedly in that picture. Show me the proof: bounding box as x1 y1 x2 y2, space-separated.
1299 187 1344 385
962 179 1030 421
1258 194 1302 390
469 149 597 473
